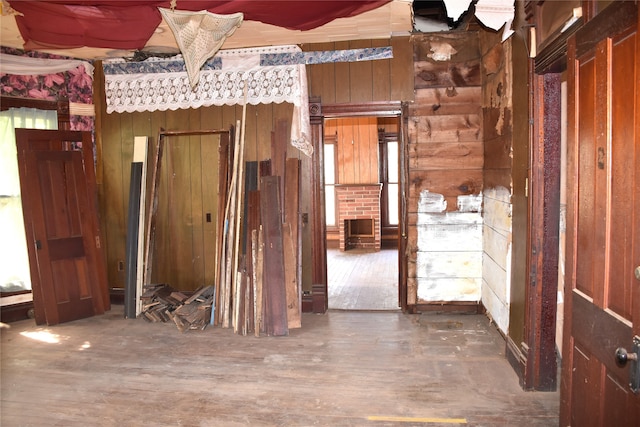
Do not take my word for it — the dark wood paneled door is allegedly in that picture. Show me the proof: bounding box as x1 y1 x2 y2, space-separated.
562 2 640 425
16 129 108 325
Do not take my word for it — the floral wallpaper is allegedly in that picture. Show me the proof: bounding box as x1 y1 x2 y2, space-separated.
0 47 94 131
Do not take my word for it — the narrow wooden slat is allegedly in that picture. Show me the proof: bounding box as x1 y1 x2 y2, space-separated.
221 122 242 328
232 107 248 333
142 131 165 288
251 229 260 336
245 189 260 331
243 162 259 256
215 128 232 325
271 119 288 222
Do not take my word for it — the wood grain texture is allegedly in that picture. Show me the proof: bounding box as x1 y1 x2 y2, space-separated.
1 306 560 426
260 176 288 336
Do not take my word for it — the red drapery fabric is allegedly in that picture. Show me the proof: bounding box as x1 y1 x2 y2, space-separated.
10 1 391 51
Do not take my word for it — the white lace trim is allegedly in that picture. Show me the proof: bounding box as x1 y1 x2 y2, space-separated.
105 65 303 112
104 45 312 155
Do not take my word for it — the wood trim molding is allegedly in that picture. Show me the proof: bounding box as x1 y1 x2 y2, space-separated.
1 95 70 130
533 18 583 74
306 100 406 313
308 107 327 313
574 0 637 58
321 101 402 117
525 72 561 392
506 336 527 386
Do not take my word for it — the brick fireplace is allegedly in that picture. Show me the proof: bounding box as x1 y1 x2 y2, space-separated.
334 184 382 251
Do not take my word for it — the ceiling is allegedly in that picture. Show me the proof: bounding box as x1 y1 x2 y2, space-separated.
0 0 420 60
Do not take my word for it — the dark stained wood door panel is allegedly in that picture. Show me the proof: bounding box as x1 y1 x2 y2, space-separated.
562 2 640 424
16 129 108 325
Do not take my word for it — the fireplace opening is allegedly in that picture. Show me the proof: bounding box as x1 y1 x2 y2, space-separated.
344 218 376 250
347 218 374 237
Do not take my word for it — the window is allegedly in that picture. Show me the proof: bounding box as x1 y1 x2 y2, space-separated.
324 143 336 227
385 140 399 226
0 107 58 295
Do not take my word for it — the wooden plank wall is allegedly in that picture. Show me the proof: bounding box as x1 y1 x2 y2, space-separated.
405 32 484 306
96 37 414 297
324 117 379 185
304 37 414 103
480 29 516 337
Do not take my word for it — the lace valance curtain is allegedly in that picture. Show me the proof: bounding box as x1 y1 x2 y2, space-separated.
103 45 312 156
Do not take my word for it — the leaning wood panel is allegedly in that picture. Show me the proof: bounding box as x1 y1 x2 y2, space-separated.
260 176 288 336
283 223 300 329
284 157 301 328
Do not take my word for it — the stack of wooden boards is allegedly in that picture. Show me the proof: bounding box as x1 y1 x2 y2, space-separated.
215 119 302 337
141 284 215 332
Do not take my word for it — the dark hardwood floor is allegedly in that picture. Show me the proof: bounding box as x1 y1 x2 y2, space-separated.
327 248 399 311
1 305 559 426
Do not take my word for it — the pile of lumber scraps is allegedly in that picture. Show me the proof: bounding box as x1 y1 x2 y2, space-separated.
141 284 215 332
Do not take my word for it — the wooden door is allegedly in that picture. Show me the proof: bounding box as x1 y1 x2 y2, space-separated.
16 129 108 325
562 2 640 424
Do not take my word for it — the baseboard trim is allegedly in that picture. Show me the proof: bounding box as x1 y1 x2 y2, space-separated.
412 301 483 314
506 335 527 387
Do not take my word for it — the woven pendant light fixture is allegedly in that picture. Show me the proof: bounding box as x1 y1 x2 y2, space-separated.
159 2 243 87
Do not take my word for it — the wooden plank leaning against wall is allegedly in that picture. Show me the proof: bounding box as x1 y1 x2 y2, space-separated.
96 61 296 294
95 37 414 309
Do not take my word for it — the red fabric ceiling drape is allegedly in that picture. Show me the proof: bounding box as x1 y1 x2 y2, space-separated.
10 1 391 51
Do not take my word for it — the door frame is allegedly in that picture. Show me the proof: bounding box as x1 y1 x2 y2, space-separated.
308 100 408 313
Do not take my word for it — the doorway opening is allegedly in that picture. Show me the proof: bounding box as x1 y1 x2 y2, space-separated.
323 114 401 311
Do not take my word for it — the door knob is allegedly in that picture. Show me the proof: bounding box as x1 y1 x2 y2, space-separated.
635 266 640 280
615 336 640 394
615 347 638 366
